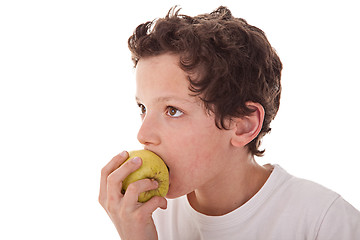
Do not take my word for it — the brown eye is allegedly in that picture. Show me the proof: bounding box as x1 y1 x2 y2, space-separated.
138 104 146 115
166 106 183 117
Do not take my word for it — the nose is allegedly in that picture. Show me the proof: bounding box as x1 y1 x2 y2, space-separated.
137 114 161 146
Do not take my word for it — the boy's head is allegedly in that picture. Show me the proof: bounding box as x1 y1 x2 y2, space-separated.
128 6 282 156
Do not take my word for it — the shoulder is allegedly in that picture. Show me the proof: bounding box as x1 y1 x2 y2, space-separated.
270 165 360 239
273 165 340 207
315 196 360 239
263 165 341 226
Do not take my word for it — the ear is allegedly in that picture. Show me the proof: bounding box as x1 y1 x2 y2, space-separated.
230 102 265 148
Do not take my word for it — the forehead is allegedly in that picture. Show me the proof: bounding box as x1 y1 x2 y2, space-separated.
135 54 189 94
135 54 205 108
136 54 182 75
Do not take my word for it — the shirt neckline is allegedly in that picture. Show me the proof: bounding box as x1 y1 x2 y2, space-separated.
181 164 291 230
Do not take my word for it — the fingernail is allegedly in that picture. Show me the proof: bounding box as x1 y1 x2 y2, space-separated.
120 151 127 157
131 157 141 164
153 180 159 187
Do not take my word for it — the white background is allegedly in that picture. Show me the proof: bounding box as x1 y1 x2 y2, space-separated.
0 0 359 239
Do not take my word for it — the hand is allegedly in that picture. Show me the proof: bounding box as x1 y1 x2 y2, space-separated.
99 151 167 240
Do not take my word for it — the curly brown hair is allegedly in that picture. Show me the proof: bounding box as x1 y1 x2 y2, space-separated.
128 6 282 157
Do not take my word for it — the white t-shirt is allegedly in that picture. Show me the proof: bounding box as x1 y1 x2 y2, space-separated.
153 165 360 240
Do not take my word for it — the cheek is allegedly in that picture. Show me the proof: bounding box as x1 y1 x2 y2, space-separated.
166 123 225 170
164 122 230 197
171 116 225 150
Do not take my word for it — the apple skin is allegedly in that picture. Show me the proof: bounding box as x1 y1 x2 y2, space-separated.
121 150 169 203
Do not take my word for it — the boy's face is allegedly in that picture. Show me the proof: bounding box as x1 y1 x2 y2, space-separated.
135 54 234 198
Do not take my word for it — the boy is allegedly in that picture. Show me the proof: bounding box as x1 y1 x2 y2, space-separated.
99 6 360 239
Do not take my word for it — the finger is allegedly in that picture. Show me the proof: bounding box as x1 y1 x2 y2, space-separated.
99 151 128 206
106 157 143 204
140 196 168 215
101 151 129 179
123 178 160 204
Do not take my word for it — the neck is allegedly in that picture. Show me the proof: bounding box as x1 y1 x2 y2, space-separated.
187 153 272 216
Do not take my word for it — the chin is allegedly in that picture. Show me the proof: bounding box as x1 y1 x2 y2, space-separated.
165 185 191 199
165 187 177 199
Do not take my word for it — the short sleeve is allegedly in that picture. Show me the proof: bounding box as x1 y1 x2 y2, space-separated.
316 196 360 240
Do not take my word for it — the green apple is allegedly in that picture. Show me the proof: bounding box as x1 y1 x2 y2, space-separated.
121 150 169 203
